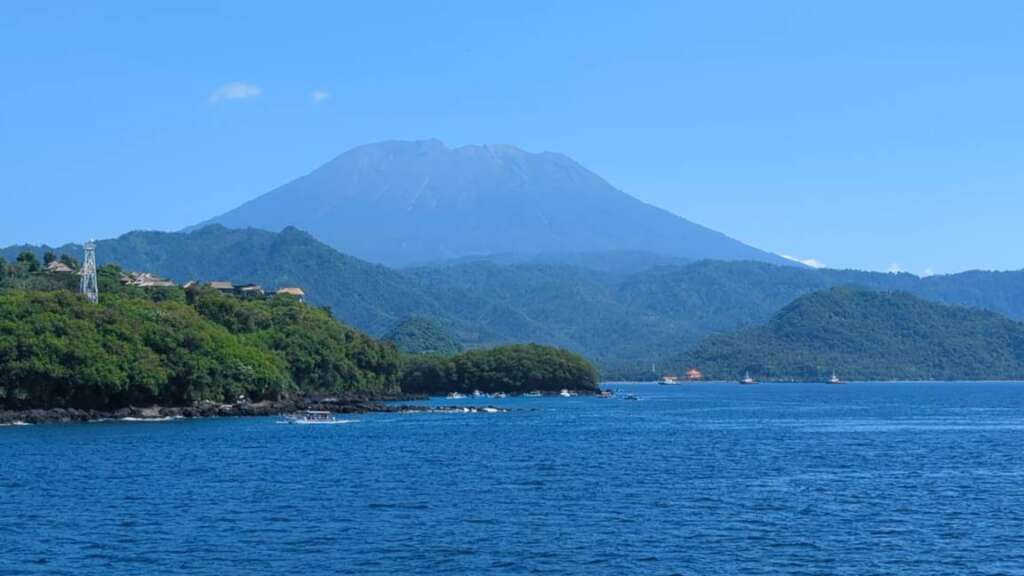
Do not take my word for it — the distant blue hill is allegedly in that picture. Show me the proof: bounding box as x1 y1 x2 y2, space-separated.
194 139 794 267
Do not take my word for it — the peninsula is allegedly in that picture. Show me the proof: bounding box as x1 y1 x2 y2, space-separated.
0 256 599 421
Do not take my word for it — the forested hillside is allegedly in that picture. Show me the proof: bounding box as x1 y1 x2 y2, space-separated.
7 228 1024 378
0 260 600 409
677 288 1024 381
0 269 405 410
400 345 599 395
2 226 442 336
384 316 463 356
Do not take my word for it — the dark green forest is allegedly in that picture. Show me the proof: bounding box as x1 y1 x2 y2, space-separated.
384 316 463 355
677 287 1024 381
0 259 599 410
0 264 403 409
400 344 599 395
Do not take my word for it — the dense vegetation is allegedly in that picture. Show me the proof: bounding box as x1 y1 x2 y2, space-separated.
2 226 442 336
0 289 292 410
0 263 599 409
676 287 1024 381
8 227 1024 379
188 289 402 396
400 344 599 395
384 316 463 355
0 268 403 410
0 252 79 293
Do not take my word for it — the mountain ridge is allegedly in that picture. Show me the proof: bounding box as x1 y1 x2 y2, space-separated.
7 226 1024 379
194 139 794 267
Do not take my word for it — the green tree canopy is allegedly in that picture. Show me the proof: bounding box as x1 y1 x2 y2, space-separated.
384 316 463 356
16 251 39 272
401 344 598 395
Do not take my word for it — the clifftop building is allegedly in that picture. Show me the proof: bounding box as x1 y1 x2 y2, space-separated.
44 261 74 274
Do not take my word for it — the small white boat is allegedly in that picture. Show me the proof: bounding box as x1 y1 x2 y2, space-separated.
559 389 572 397
493 392 508 399
447 392 466 399
472 389 484 398
739 372 758 385
286 410 339 424
828 371 844 385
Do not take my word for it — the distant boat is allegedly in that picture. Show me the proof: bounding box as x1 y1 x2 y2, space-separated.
493 392 508 399
559 389 572 397
739 372 758 385
623 393 640 401
659 375 680 385
598 389 614 398
524 391 543 398
286 410 339 424
447 392 466 399
471 389 484 398
828 371 844 385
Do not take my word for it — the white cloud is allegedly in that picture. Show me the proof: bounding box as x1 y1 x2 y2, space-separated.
887 263 903 274
782 254 826 269
922 267 935 277
310 90 330 103
208 82 262 103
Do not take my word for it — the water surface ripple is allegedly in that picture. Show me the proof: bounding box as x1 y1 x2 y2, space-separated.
2 382 1024 575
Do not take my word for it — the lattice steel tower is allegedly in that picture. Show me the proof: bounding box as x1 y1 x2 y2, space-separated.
80 240 98 303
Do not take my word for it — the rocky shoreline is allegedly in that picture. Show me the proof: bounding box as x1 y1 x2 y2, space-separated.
0 396 510 426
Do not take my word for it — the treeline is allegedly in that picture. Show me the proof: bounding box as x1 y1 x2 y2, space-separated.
400 344 599 395
0 266 600 410
0 251 80 293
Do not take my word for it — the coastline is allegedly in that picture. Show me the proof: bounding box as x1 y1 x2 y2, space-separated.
0 396 510 426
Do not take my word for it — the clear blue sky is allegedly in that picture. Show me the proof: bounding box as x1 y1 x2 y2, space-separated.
2 1 1023 274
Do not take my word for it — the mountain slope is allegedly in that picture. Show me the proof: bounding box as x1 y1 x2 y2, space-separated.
7 228 1024 379
196 139 792 267
383 316 463 356
2 226 440 336
679 287 1024 381
405 261 678 367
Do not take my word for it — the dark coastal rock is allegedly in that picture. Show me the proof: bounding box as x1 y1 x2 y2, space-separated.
1 408 95 425
0 395 507 425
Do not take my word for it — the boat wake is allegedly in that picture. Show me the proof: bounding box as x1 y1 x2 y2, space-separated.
275 419 359 425
118 416 184 422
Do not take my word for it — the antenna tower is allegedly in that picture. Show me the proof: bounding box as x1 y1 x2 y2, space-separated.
81 240 99 303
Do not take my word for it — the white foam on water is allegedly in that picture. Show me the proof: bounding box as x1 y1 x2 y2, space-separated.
275 419 359 425
119 416 183 422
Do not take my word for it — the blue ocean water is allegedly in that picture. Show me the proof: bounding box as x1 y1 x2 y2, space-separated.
3 382 1024 575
